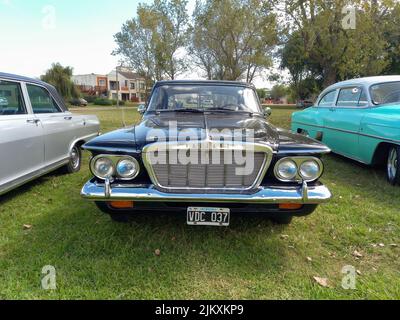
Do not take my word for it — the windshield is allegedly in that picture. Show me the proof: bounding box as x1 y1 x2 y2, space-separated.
370 82 400 105
147 84 262 113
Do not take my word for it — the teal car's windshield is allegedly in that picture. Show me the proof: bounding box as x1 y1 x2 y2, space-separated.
147 85 262 114
370 81 400 105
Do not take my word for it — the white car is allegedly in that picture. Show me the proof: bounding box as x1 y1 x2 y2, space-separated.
0 73 100 195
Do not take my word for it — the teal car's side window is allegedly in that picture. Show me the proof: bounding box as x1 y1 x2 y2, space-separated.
318 91 336 107
337 87 368 108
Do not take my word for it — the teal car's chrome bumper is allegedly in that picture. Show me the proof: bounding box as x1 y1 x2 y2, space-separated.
81 180 332 204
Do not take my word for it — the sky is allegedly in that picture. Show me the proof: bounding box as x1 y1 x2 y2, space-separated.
0 0 271 88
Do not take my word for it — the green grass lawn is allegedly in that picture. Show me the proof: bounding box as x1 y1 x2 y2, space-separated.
0 106 399 299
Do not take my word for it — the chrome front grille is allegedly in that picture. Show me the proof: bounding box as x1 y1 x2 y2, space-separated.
143 142 272 191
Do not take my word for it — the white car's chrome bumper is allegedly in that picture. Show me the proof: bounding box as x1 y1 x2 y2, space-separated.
81 180 332 204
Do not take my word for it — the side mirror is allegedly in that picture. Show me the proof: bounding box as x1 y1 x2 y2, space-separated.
138 104 146 115
264 107 272 118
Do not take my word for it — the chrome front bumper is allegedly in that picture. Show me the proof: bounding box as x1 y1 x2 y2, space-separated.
81 180 332 204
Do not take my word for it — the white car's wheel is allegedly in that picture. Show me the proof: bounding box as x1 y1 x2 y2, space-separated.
64 145 82 174
387 146 400 185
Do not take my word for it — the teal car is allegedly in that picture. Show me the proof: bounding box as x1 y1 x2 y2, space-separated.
291 76 400 185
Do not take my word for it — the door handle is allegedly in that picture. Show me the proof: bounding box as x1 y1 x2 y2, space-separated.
329 107 335 112
64 116 73 120
27 119 40 124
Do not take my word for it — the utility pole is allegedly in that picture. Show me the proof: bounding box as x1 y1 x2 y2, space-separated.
116 65 120 108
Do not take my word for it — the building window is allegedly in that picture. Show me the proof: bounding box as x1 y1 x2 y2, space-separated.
110 81 119 90
130 82 135 90
98 79 106 86
140 82 145 90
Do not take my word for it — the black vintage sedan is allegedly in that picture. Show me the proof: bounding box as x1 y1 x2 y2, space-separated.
81 80 332 226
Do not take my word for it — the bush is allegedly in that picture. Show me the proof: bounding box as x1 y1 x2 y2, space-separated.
84 95 98 103
93 98 126 106
93 98 113 106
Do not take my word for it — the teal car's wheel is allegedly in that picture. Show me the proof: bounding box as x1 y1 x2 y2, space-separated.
387 146 400 185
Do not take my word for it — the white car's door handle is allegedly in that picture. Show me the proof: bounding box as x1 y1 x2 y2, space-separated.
64 116 73 120
27 119 40 124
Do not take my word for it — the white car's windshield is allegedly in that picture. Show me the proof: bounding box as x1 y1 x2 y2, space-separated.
147 84 262 114
371 81 400 105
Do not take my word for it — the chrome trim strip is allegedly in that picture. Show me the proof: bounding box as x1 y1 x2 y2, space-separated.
292 121 400 144
141 140 274 192
81 181 332 204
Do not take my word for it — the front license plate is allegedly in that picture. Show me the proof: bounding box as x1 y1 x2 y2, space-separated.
187 207 230 227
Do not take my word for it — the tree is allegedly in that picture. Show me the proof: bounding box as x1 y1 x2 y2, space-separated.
40 63 79 100
278 0 396 88
189 0 278 82
270 84 289 101
114 0 189 84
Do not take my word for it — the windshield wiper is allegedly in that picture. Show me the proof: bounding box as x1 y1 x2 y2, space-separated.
206 107 254 116
156 108 204 114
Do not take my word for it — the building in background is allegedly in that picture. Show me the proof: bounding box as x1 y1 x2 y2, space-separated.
72 68 147 102
107 68 146 102
72 73 108 96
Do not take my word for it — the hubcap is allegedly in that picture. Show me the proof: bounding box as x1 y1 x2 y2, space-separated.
71 147 80 169
387 148 398 180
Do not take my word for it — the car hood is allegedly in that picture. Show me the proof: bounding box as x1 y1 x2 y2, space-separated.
84 112 330 155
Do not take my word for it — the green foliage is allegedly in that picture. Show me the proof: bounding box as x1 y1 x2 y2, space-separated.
83 95 98 103
93 98 126 106
280 0 398 89
40 63 80 100
114 0 189 82
270 84 289 100
257 89 267 99
189 0 278 82
94 98 113 106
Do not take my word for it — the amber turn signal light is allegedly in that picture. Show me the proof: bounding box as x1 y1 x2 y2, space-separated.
279 203 303 210
109 201 134 209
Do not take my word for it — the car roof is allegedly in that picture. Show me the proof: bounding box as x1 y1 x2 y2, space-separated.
325 75 400 91
0 72 51 87
155 79 255 88
0 72 68 111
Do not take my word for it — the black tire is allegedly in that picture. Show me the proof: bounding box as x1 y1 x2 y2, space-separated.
387 145 400 185
270 215 293 225
63 145 81 174
95 201 131 223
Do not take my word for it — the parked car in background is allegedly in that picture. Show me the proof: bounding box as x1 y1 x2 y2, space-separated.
296 100 314 108
81 80 331 225
0 73 100 196
291 76 400 185
70 98 88 107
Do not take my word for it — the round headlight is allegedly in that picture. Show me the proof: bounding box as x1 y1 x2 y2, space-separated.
300 160 321 181
116 158 139 179
276 160 298 180
93 157 115 179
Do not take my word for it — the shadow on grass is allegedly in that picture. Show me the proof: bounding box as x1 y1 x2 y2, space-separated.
0 170 67 205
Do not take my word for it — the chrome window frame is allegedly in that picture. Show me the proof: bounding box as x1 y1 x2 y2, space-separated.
0 78 28 115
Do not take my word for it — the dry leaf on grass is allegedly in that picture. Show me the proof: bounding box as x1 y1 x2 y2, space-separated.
23 224 32 230
306 257 313 262
313 277 330 288
353 250 363 258
155 249 161 256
